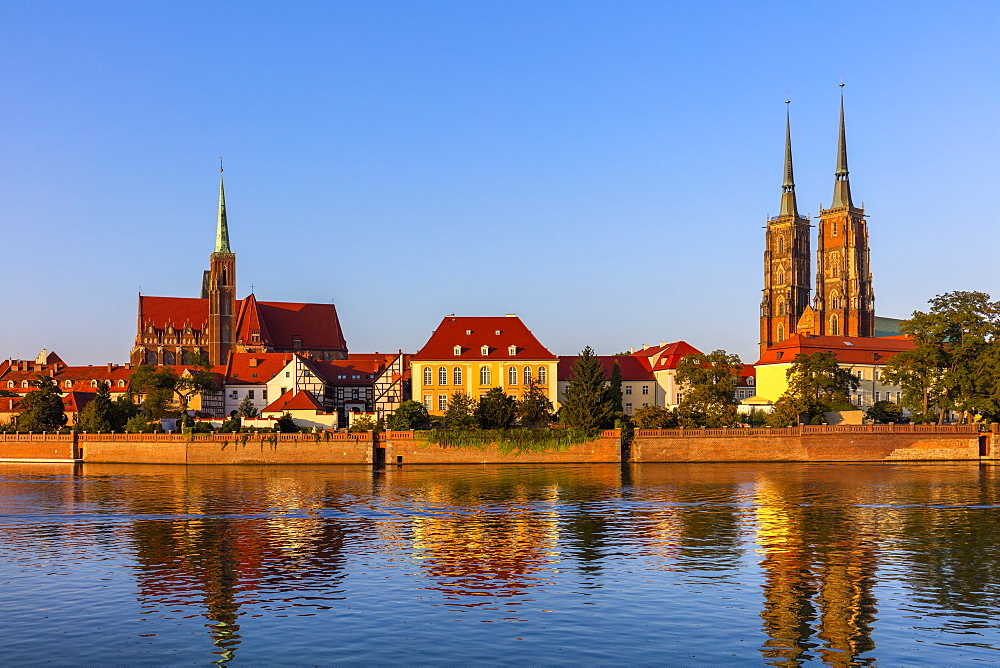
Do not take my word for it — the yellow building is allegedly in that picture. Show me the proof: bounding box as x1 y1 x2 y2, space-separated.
410 315 558 415
754 334 914 408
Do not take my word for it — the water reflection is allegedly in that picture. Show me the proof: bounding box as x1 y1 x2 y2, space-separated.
2 462 1000 664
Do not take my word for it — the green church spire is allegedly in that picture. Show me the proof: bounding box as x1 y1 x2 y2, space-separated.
831 85 853 209
215 158 231 254
779 99 798 218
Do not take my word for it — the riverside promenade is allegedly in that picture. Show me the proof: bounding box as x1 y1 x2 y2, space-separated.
0 424 992 464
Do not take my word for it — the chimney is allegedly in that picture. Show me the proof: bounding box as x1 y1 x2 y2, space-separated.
107 363 113 372
659 342 666 347
505 313 516 318
249 358 259 367
642 344 650 350
629 347 635 354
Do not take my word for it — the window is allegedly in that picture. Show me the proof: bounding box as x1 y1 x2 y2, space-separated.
874 391 880 402
285 371 291 378
874 370 880 381
163 352 175 365
230 390 238 399
508 345 517 355
748 377 754 386
6 381 13 388
625 385 632 395
453 367 463 385
263 390 267 401
90 380 98 388
481 345 490 356
146 351 157 364
438 395 448 411
352 388 359 399
642 403 649 408
832 264 840 278
423 395 432 410
777 324 785 342
508 367 517 385
625 402 633 414
293 338 302 350
832 224 838 237
856 370 863 380
439 367 448 385
221 327 230 344
830 314 840 336
676 394 682 404
495 330 502 335
896 391 902 403
777 236 785 253
778 300 786 316
64 380 72 388
118 380 126 388
642 385 649 395
454 345 462 356
856 394 863 406
776 352 784 360
465 330 472 335
523 367 532 385
248 390 255 399
778 271 785 286
480 366 491 385
423 367 432 386
21 381 28 388
537 367 547 385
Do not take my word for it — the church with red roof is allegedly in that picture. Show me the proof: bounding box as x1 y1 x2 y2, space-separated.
131 168 347 367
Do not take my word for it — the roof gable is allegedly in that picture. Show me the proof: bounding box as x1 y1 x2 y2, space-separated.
413 316 556 361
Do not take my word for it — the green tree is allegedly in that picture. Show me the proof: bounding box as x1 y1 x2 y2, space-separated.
443 391 477 428
110 395 140 432
78 381 114 433
128 365 180 418
18 375 67 432
632 404 678 429
274 412 299 433
237 395 259 418
386 400 431 431
475 387 517 429
348 414 381 432
882 291 1000 424
124 414 155 433
866 400 905 424
773 352 859 424
218 416 241 433
516 382 554 426
560 346 614 434
607 360 624 417
674 350 744 427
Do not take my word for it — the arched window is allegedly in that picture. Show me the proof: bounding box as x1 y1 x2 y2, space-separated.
221 299 230 316
748 377 754 386
453 367 463 385
508 367 517 385
438 367 448 385
831 293 841 309
64 380 72 389
90 380 98 388
778 300 786 316
118 380 126 388
777 324 785 342
6 381 13 388
537 367 547 385
423 367 432 386
832 263 840 278
182 351 192 365
221 326 230 343
164 352 176 365
221 268 228 286
523 366 532 385
831 314 840 336
777 270 785 285
146 351 157 365
777 236 785 253
21 381 28 388
481 345 490 356
508 345 517 355
453 345 462 356
480 366 491 386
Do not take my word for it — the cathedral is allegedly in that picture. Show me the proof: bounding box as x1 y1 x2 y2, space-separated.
131 167 348 366
759 89 875 357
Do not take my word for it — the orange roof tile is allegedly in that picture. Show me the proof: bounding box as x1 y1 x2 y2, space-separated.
225 352 294 384
756 334 914 366
413 316 556 362
557 355 655 382
262 389 325 413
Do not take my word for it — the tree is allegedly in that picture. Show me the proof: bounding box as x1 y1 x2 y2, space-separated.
882 291 1000 424
674 350 744 427
475 387 517 429
560 347 614 434
128 362 220 419
607 360 624 417
632 404 678 429
348 414 381 432
125 414 155 433
78 381 114 433
386 400 430 431
866 400 904 424
237 395 259 418
516 382 554 426
175 361 221 416
443 391 477 428
110 395 140 432
18 375 67 432
275 412 299 433
774 352 859 424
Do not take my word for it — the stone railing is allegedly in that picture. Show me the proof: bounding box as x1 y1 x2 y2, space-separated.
635 424 981 438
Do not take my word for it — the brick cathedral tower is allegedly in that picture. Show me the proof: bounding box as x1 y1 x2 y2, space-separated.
760 101 812 356
811 87 874 337
207 163 236 365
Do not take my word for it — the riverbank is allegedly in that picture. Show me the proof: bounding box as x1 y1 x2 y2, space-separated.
0 424 992 464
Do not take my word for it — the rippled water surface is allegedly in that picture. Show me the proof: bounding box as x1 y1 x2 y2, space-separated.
3 462 1000 664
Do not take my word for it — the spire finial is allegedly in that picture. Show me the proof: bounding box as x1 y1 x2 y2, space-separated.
831 83 853 208
215 160 231 253
778 98 798 218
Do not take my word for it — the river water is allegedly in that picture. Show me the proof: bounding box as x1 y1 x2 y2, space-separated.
2 461 1000 665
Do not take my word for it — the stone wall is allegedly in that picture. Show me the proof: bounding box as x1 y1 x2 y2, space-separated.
632 425 984 462
0 434 76 461
381 431 621 464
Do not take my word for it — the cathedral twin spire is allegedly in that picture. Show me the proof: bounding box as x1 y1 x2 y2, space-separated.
215 160 231 254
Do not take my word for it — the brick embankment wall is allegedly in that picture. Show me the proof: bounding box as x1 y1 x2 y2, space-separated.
632 427 982 463
381 431 621 464
78 434 373 465
0 435 77 461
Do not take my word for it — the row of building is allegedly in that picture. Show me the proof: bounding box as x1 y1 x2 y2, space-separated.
2 93 919 429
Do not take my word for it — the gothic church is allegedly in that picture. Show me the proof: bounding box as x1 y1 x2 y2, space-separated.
131 167 348 366
759 89 875 357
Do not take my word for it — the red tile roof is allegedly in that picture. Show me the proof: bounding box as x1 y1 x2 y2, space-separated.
649 341 703 371
557 355 656 382
756 334 915 366
307 359 379 386
224 352 294 384
413 316 556 361
262 389 326 413
139 296 210 332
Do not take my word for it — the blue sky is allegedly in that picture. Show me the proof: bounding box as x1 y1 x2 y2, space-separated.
3 1 998 365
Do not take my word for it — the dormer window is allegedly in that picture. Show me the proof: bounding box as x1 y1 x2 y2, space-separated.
495 330 501 335
6 381 12 388
466 330 472 335
453 345 462 356
90 380 98 388
481 345 489 356
21 381 28 388
118 380 126 388
508 345 517 355
293 338 302 350
64 380 72 388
